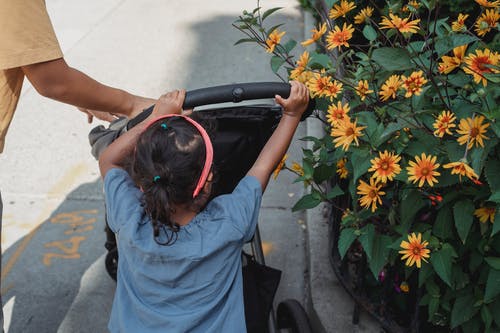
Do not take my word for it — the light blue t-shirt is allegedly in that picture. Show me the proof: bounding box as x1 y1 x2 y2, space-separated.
104 168 262 333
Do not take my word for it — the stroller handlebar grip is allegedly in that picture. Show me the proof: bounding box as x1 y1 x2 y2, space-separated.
128 82 315 128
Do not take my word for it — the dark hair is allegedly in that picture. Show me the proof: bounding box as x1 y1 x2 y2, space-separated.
130 114 215 245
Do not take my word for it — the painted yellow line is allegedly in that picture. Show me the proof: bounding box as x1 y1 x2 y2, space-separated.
1 163 92 283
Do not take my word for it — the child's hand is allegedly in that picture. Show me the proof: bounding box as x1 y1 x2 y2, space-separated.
275 81 309 119
151 89 186 117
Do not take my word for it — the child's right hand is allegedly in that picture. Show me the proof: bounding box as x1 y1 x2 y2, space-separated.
274 81 309 119
151 89 186 117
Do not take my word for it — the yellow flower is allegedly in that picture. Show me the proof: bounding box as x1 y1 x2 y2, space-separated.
451 13 469 32
273 154 288 179
379 75 402 101
301 23 327 46
474 206 496 223
354 7 374 24
290 51 310 80
357 178 385 212
355 80 373 101
326 101 350 125
475 9 500 37
326 23 355 50
456 115 490 149
294 70 315 85
265 29 286 53
433 110 457 137
330 117 366 151
443 160 479 182
438 45 467 74
368 150 402 183
380 13 421 34
307 72 333 98
401 70 428 97
324 80 343 100
329 0 357 19
291 162 305 176
463 48 500 86
399 233 431 268
407 153 441 187
400 282 410 293
475 0 500 8
336 158 349 179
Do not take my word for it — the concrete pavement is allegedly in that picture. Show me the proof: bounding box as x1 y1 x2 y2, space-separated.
0 0 381 332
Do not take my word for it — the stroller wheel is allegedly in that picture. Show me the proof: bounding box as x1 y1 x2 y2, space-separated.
276 299 313 333
105 248 119 281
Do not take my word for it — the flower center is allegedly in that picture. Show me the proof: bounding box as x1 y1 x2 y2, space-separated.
346 128 354 136
369 190 377 198
412 247 421 255
470 127 479 137
380 161 389 170
421 167 429 176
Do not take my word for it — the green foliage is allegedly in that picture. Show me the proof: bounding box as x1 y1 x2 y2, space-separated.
235 0 500 330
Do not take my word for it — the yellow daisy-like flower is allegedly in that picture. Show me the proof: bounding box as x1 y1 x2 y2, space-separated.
326 101 350 125
475 9 500 37
438 45 467 74
368 150 402 183
475 0 500 8
307 72 333 98
291 162 305 176
330 117 366 151
290 51 310 80
399 233 431 268
443 160 479 182
401 70 428 97
324 80 344 100
452 13 469 32
336 158 349 179
456 115 490 149
294 70 315 85
407 153 441 187
265 29 286 53
357 178 385 212
463 48 500 86
474 206 496 223
354 6 374 24
433 110 457 137
301 23 327 47
329 0 357 19
273 154 288 180
379 75 402 102
400 282 410 293
326 23 355 50
355 80 374 101
380 13 421 34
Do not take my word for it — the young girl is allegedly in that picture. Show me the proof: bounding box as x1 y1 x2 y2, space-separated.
99 82 309 333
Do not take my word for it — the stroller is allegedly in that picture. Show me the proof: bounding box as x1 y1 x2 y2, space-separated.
89 82 315 333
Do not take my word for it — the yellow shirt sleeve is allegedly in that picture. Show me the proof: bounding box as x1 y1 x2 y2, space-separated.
0 0 63 69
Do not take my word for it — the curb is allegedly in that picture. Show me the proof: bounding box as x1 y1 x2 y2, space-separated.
302 9 381 333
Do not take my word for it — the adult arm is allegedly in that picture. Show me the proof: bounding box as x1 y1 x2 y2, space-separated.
22 58 155 119
99 90 185 178
247 81 309 192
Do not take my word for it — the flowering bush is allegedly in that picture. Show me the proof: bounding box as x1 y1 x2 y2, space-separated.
235 0 500 331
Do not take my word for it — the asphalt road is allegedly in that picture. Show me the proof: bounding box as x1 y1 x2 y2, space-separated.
0 1 309 332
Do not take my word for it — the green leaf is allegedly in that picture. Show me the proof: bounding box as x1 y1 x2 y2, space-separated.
313 163 336 183
292 193 321 211
400 190 425 231
453 200 475 244
362 25 377 41
368 235 392 279
271 56 285 73
485 268 500 303
350 149 372 184
430 244 456 287
338 228 357 259
433 205 454 240
489 191 500 204
358 224 375 260
481 305 493 331
282 39 297 53
261 7 282 21
419 262 434 287
451 293 480 328
309 52 331 69
234 38 257 46
371 47 413 71
434 34 478 57
485 158 500 192
324 0 338 8
492 209 500 237
326 185 344 200
429 296 440 321
485 257 500 270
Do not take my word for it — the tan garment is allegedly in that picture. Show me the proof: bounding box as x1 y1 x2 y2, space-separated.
0 0 63 152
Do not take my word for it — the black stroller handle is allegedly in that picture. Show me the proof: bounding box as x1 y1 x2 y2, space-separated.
129 82 315 128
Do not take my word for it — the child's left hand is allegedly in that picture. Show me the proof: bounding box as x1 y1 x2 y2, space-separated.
151 89 186 117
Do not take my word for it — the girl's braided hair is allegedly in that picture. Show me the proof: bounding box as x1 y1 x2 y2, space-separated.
130 113 215 245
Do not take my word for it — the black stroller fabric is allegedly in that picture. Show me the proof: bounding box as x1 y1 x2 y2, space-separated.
88 104 283 329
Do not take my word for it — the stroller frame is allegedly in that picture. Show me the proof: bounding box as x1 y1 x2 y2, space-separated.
91 82 314 333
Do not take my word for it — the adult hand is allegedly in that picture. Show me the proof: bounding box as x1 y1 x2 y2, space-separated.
78 107 119 123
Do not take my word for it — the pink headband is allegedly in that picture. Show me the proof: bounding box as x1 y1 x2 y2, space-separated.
143 114 213 198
